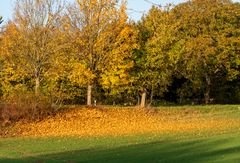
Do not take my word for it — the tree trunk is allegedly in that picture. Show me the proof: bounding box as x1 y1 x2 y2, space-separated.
137 96 140 106
204 76 211 104
87 84 92 106
35 75 40 95
148 85 154 107
140 89 147 108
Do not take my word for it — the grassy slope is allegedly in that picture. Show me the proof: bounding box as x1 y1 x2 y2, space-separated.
1 105 240 163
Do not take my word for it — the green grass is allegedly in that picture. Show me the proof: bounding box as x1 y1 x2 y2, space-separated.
1 132 240 163
154 104 240 111
102 104 240 113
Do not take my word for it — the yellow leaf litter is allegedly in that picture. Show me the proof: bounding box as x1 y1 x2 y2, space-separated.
5 107 240 137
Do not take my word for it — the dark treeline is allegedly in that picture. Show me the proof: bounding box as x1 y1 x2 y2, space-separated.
0 0 239 110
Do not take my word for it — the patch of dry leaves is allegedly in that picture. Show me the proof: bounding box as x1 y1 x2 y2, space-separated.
4 107 240 137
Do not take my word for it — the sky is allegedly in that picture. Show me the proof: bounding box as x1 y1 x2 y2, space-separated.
0 0 185 23
0 0 240 24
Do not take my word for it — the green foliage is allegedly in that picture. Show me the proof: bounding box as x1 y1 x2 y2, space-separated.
172 0 240 104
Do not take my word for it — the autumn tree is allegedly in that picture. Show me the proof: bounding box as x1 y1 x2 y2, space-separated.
67 0 138 106
173 0 240 104
2 0 66 95
134 5 180 108
0 23 26 97
0 16 4 97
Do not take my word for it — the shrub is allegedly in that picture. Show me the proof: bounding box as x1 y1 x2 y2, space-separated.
0 92 55 126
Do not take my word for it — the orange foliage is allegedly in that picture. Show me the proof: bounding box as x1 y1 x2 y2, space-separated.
2 108 240 138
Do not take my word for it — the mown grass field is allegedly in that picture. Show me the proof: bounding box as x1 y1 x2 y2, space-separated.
1 105 240 162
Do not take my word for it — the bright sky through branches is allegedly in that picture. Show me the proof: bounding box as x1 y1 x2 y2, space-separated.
0 0 240 24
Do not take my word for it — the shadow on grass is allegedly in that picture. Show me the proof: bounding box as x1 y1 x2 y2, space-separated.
1 136 240 163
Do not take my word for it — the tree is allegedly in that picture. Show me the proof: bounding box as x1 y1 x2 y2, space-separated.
3 0 66 95
135 6 180 108
0 22 29 97
173 0 240 104
67 0 138 106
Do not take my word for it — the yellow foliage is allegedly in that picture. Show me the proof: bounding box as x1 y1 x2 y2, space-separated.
68 63 96 85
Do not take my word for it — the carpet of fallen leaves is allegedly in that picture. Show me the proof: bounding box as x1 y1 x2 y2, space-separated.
2 107 240 137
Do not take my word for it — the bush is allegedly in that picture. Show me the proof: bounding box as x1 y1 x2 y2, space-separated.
0 92 55 126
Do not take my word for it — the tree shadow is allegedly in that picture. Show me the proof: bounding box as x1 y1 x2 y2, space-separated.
1 137 240 163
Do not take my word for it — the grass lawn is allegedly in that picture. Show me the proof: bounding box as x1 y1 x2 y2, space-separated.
0 105 240 163
1 132 240 163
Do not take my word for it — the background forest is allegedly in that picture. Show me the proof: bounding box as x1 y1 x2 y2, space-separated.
0 0 239 112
